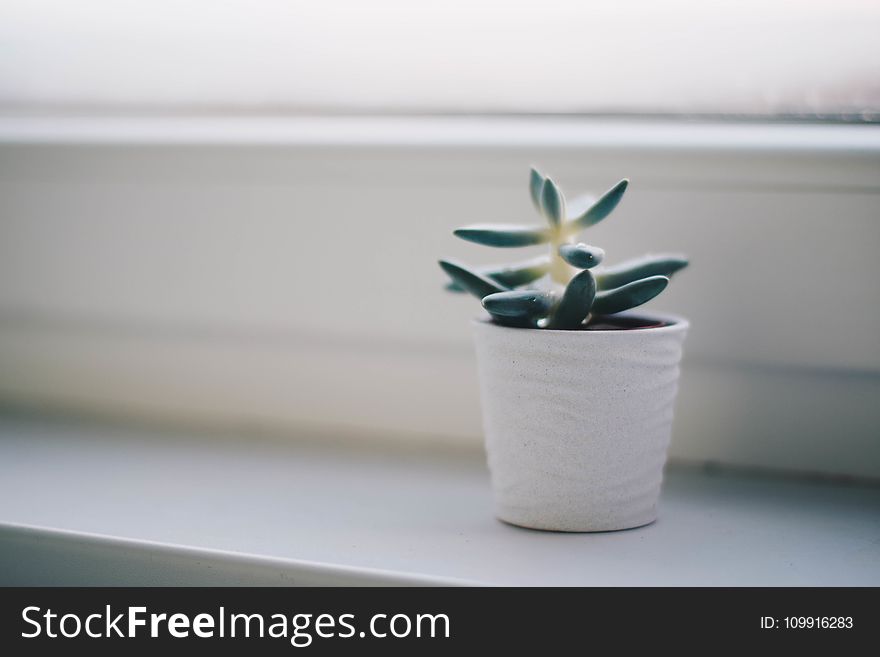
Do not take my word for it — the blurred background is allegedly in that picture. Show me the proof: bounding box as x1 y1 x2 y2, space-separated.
2 0 878 117
1 0 879 479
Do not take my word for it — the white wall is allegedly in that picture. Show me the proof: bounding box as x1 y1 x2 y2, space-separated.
1 117 879 478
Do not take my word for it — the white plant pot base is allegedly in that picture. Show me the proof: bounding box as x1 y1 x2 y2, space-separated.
472 312 689 532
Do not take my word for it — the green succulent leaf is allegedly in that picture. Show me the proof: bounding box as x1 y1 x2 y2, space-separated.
488 257 551 288
444 256 551 292
484 314 538 328
439 171 687 330
591 275 669 315
547 269 596 329
529 167 546 212
438 259 507 300
564 178 629 234
482 290 556 322
454 224 551 247
558 243 605 270
540 177 565 227
596 254 689 290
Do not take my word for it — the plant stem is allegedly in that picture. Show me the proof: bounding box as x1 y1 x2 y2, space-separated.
549 234 575 285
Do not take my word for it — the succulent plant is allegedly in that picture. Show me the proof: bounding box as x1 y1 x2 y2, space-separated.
439 168 688 328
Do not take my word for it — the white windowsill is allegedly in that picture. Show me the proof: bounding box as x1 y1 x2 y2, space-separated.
0 114 877 152
1 414 878 586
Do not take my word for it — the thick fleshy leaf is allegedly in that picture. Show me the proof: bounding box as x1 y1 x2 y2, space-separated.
454 224 550 247
485 314 537 328
540 177 565 226
547 269 596 328
445 257 551 292
591 275 669 315
596 254 689 290
529 167 546 212
558 243 605 270
482 290 556 321
438 259 507 300
488 257 551 287
564 179 629 233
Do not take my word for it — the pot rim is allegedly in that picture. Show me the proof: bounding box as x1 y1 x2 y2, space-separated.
471 310 689 336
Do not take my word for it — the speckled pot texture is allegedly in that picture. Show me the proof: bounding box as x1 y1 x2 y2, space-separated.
472 312 689 532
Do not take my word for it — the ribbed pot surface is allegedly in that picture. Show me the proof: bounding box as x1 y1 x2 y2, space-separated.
472 313 689 532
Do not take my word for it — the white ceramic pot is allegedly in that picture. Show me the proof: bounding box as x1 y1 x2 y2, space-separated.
472 312 689 532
